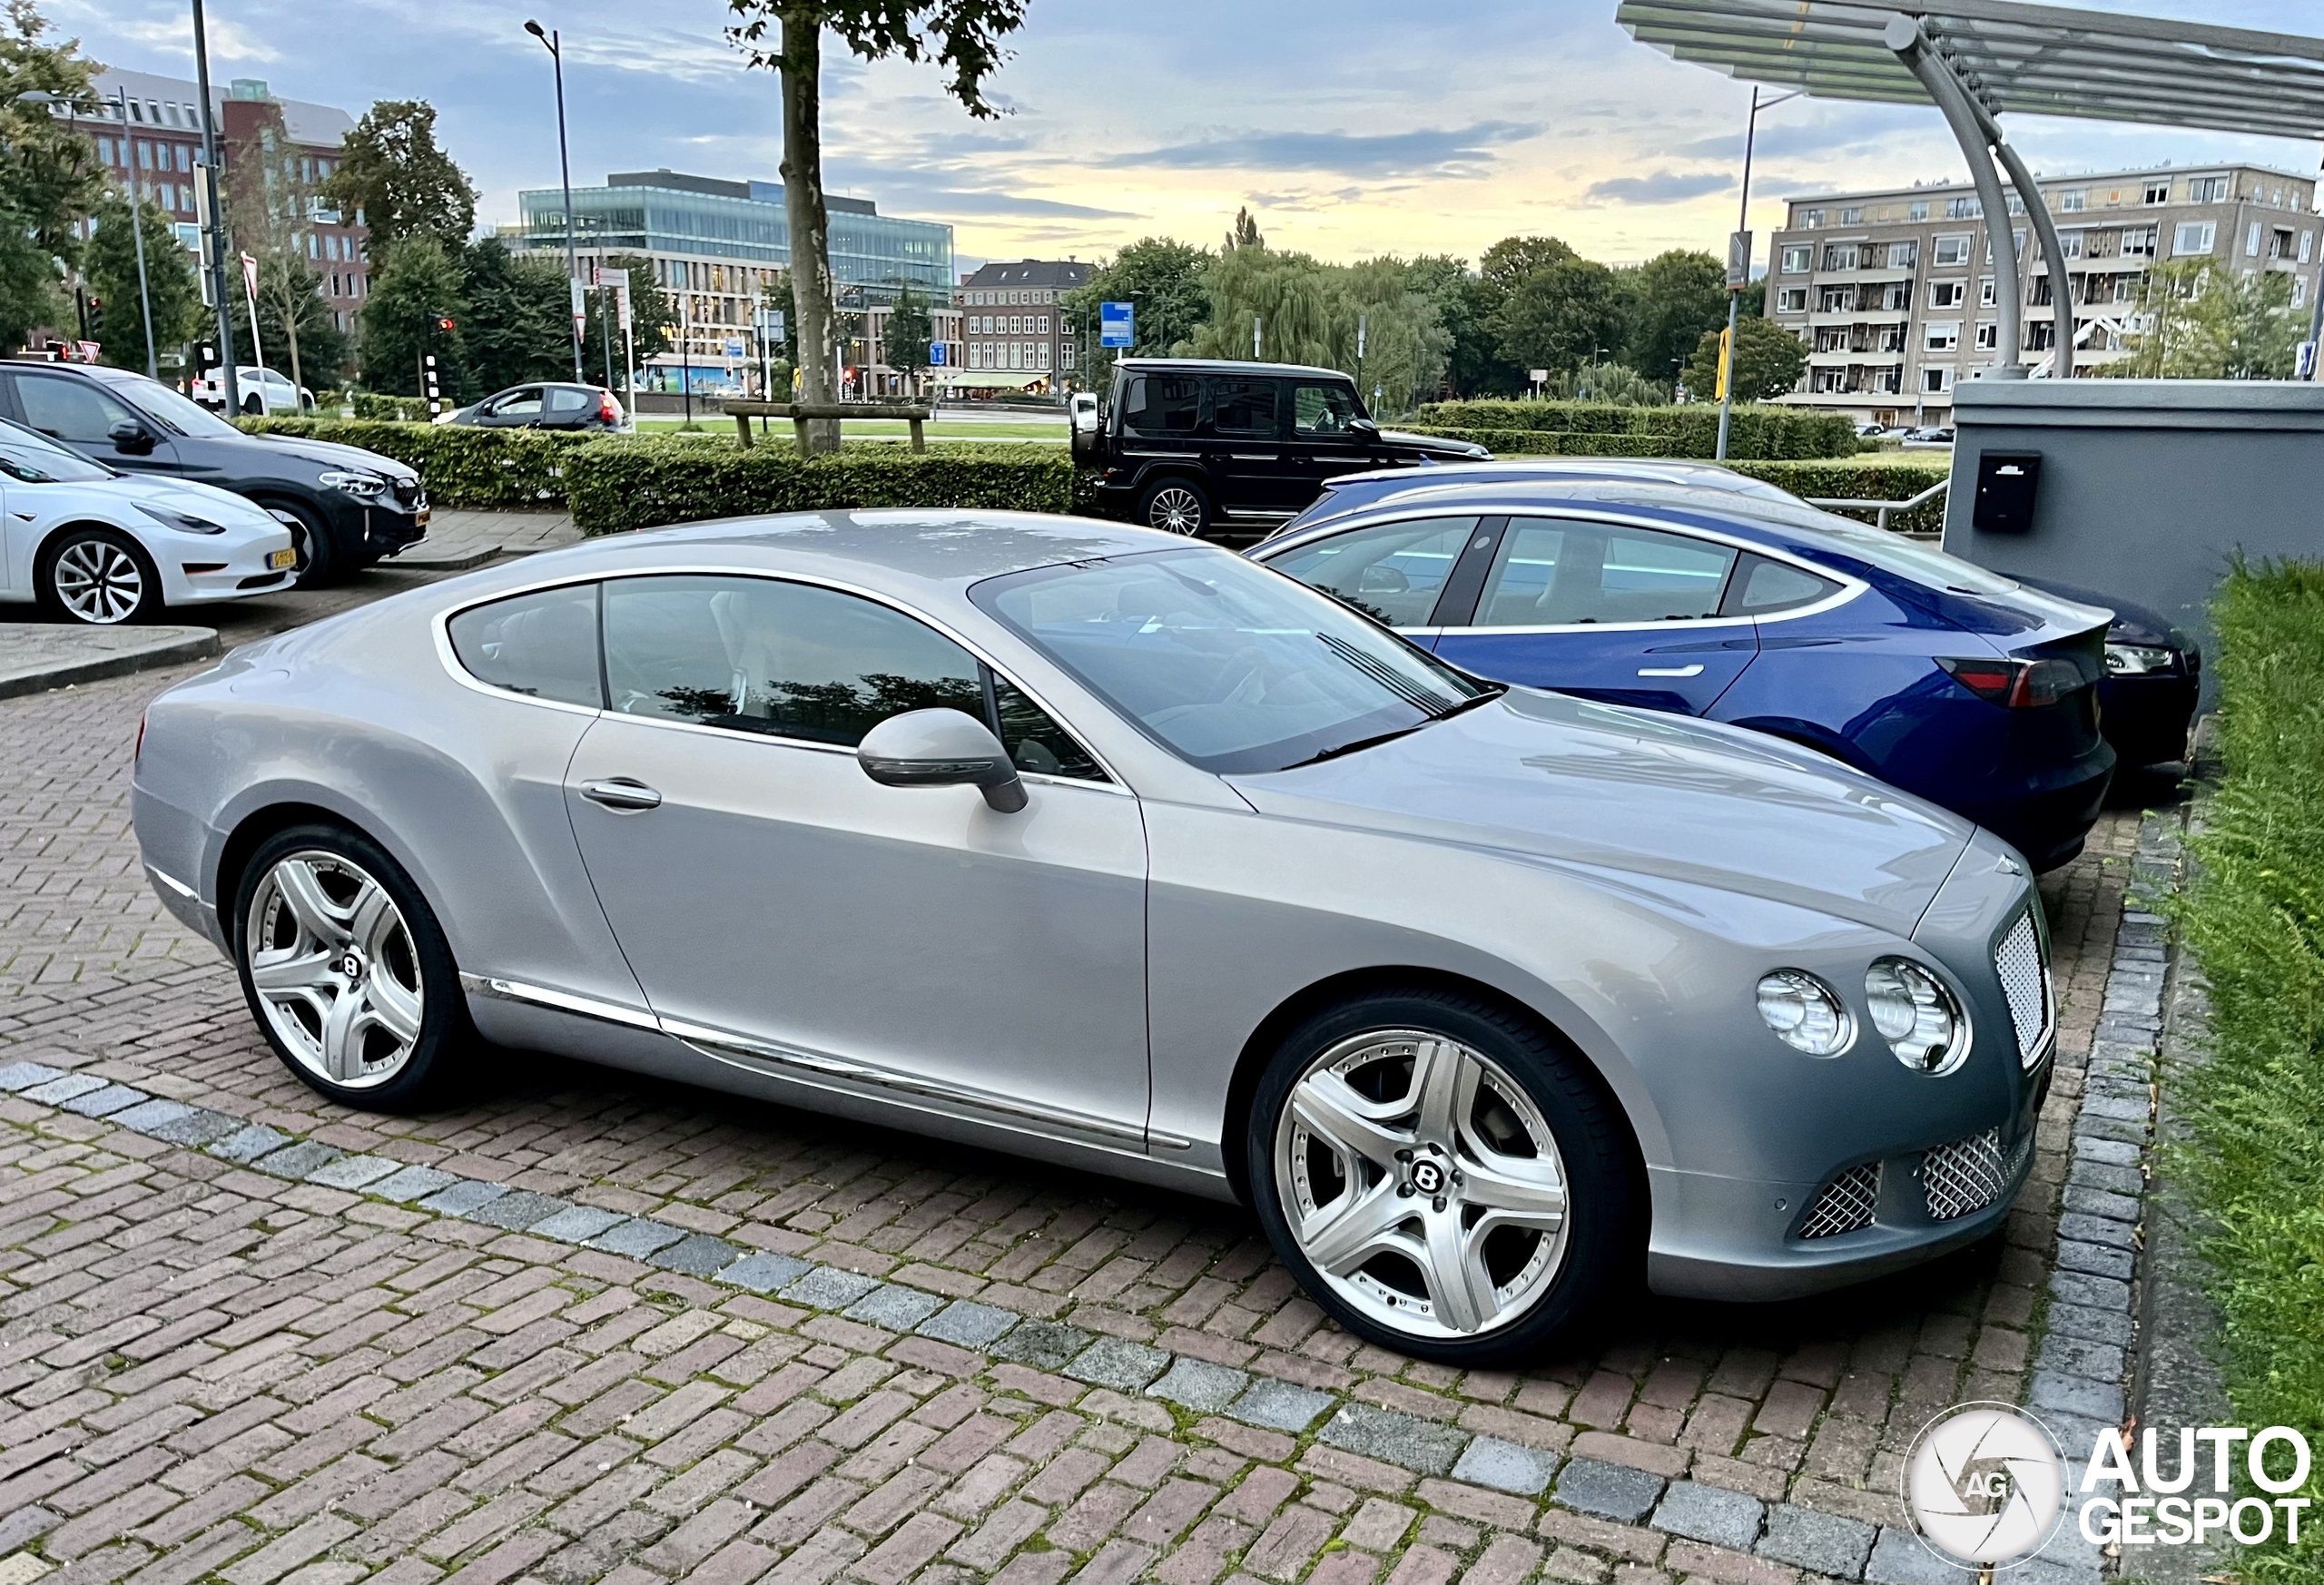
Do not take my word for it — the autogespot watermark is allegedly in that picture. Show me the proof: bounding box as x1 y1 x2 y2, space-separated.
1902 1403 2314 1571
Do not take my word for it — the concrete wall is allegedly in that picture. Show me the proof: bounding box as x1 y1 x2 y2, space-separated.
1944 379 2324 696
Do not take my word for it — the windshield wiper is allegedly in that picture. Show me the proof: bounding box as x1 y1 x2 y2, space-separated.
1281 724 1428 769
1431 684 1507 721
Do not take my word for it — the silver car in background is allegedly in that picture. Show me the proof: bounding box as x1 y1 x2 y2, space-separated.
132 513 2054 1363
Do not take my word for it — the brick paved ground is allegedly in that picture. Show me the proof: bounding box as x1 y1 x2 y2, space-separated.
0 661 2149 1585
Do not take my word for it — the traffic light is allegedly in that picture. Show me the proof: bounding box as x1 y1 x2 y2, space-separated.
437 317 455 332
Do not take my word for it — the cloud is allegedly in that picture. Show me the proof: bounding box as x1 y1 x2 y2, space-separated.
1101 121 1541 178
885 188 1141 222
111 14 281 63
1584 171 1733 204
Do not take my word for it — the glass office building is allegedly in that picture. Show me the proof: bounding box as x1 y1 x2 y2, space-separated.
516 170 955 391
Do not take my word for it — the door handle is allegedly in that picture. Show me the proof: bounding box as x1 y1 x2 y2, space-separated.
1637 665 1706 678
581 778 663 811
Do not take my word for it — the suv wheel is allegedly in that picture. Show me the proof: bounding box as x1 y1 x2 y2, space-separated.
1246 986 1640 1364
37 527 163 625
263 498 347 587
1137 477 1210 537
233 823 468 1111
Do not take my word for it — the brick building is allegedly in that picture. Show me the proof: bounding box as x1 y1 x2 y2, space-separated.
954 259 1092 392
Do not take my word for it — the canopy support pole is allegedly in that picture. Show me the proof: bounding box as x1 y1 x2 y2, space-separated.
1886 13 2024 378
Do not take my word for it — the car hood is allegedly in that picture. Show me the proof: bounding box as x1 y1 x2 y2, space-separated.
102 472 281 526
1226 688 1972 937
248 433 419 481
1378 428 1492 460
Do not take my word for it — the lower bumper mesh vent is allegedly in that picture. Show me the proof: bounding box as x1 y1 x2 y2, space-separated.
1924 1127 2012 1221
1798 1162 1880 1239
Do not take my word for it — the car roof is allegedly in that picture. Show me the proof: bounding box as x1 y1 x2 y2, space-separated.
1116 358 1349 381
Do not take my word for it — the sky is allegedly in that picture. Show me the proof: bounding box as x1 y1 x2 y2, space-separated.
57 0 2324 274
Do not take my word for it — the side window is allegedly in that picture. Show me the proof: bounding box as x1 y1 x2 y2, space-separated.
447 584 604 707
1475 518 1737 627
1120 374 1200 437
546 388 594 414
1266 517 1478 628
496 388 545 418
15 374 138 445
1292 382 1361 436
1721 554 1841 617
1208 377 1280 438
993 675 1106 782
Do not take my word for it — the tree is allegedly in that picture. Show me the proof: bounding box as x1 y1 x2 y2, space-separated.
0 0 103 350
1620 250 1727 383
1225 206 1263 253
2105 258 2303 380
458 236 571 399
881 282 931 393
582 253 675 383
359 233 465 398
322 100 477 256
1542 360 1668 406
1477 236 1576 299
1492 254 1623 377
1404 255 1512 398
223 98 344 391
726 0 1028 453
1183 246 1449 415
84 195 202 374
1685 313 1806 402
1060 237 1211 385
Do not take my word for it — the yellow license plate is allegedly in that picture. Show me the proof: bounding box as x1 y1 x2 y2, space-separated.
268 547 299 570
415 507 430 527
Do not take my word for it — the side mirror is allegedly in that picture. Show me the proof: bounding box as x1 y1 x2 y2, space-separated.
1349 416 1381 439
108 418 155 456
857 708 1028 813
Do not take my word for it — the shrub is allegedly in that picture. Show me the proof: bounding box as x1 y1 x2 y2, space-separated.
1413 399 1856 459
1395 426 1678 458
1725 460 1951 533
2170 560 2324 1581
348 392 435 422
239 417 591 508
565 438 1076 536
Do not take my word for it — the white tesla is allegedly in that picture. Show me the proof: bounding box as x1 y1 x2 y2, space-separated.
0 418 299 625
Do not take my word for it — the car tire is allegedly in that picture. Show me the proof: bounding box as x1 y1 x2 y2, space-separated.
241 393 265 417
262 497 348 588
1246 985 1640 1365
35 527 164 625
1137 477 1211 537
232 822 469 1112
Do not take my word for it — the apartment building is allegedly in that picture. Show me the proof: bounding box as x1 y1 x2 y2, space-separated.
953 260 1092 391
1766 162 2322 424
84 71 369 340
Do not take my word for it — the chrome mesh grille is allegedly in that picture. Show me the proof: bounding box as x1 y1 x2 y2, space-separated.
1994 910 2051 1067
1925 1128 2012 1221
1798 1162 1880 1239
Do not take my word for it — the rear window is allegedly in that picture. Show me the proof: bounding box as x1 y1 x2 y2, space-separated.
447 584 604 708
1120 374 1200 437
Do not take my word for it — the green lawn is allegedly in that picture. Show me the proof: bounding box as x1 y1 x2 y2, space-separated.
631 415 1066 442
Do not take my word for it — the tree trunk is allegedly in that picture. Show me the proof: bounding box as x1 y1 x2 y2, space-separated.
277 270 304 404
780 5 840 454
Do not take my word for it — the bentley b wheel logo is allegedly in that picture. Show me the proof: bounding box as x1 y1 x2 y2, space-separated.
1410 1159 1446 1196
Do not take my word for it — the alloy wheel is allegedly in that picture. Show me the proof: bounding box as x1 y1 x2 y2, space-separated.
243 852 426 1090
52 539 146 625
1147 486 1205 535
1274 1029 1571 1338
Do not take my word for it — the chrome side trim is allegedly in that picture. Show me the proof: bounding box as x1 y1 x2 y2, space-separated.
458 972 662 1032
145 862 198 901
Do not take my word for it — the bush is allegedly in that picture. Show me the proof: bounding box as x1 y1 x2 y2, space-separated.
239 417 591 508
2171 560 2324 1581
566 438 1075 536
1725 460 1951 533
1395 426 1678 458
348 392 436 422
1413 399 1856 459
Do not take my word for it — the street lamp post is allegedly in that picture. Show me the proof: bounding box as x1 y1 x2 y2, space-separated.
1715 84 1798 462
191 0 239 417
524 20 585 384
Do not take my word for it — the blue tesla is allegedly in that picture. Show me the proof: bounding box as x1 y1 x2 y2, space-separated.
1250 475 2116 871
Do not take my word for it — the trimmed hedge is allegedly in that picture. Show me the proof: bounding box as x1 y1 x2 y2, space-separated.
1397 427 1679 459
566 438 1075 536
350 392 436 422
2170 562 2324 1581
1725 460 1951 533
1414 399 1856 459
239 417 593 508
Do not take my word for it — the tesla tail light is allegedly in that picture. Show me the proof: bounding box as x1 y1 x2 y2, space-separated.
1935 655 2083 708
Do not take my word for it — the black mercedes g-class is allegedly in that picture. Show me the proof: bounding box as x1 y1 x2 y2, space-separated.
1073 359 1487 538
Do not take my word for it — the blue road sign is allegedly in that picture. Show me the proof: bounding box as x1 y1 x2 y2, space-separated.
930 342 948 366
1099 300 1135 349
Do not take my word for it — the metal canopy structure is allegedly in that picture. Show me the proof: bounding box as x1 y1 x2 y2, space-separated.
1616 0 2324 379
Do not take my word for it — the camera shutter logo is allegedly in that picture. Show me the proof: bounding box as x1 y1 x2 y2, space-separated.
1904 1403 2069 1570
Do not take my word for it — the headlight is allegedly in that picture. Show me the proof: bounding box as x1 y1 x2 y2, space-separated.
134 503 225 535
1865 959 1968 1074
1755 970 1854 1057
2104 643 2177 676
319 468 388 498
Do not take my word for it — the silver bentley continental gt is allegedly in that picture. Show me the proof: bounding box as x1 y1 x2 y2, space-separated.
131 512 2055 1363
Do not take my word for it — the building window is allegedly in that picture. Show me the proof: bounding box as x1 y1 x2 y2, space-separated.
1821 243 1858 271
2122 225 2158 258
2191 175 2230 204
1799 209 1824 230
1946 195 1982 220
2059 189 2087 212
1980 277 1996 307
2143 180 2171 205
2303 231 2315 263
1780 244 1811 272
1909 200 1930 222
1925 321 1961 351
1886 239 1917 268
1923 366 1953 393
1984 231 2026 264
2055 231 2083 260
1933 234 1971 266
1930 280 1965 310
1975 322 1998 350
2246 221 2263 257
1839 206 1863 225
1777 286 1808 312
2173 222 2217 256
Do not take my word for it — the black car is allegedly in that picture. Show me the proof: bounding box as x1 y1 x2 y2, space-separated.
0 361 427 586
2016 576 2201 769
439 382 631 433
1074 359 1486 538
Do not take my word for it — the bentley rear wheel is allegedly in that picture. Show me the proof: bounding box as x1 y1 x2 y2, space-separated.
1247 987 1640 1363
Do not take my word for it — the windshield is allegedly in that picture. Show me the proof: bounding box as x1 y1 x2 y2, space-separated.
973 547 1498 774
0 418 116 482
100 373 242 438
